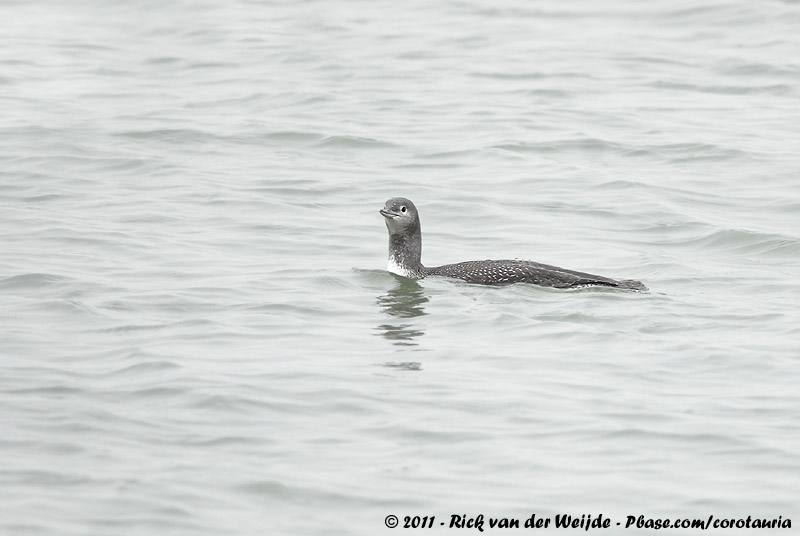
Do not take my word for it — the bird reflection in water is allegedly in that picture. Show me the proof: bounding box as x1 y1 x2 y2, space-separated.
375 277 428 361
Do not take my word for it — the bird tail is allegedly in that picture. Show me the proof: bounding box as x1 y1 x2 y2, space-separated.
617 279 647 291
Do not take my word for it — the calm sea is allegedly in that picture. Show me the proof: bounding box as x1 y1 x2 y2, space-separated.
1 0 799 534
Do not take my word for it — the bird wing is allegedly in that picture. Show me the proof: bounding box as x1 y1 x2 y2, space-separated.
426 260 621 288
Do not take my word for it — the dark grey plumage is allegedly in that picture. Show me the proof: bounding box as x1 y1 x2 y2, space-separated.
380 197 646 291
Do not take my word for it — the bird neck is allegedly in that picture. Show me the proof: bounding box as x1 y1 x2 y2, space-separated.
387 225 424 278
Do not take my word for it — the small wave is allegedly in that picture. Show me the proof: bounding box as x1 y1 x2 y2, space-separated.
470 71 549 80
114 128 227 145
494 138 628 155
419 149 476 160
93 318 217 335
184 61 238 70
640 141 757 163
315 135 398 150
381 361 423 371
125 386 186 399
145 56 181 65
0 273 72 290
651 80 793 97
20 193 71 203
651 227 800 258
109 360 183 378
260 130 324 144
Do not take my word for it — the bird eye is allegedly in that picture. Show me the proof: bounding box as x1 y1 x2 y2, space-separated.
400 206 407 213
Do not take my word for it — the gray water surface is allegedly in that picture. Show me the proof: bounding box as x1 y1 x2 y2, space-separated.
2 0 799 534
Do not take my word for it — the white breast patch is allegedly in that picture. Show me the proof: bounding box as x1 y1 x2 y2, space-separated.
387 257 414 278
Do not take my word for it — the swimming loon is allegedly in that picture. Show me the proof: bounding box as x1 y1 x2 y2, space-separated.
379 197 647 290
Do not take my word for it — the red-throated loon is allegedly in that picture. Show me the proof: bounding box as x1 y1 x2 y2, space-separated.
379 197 647 290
